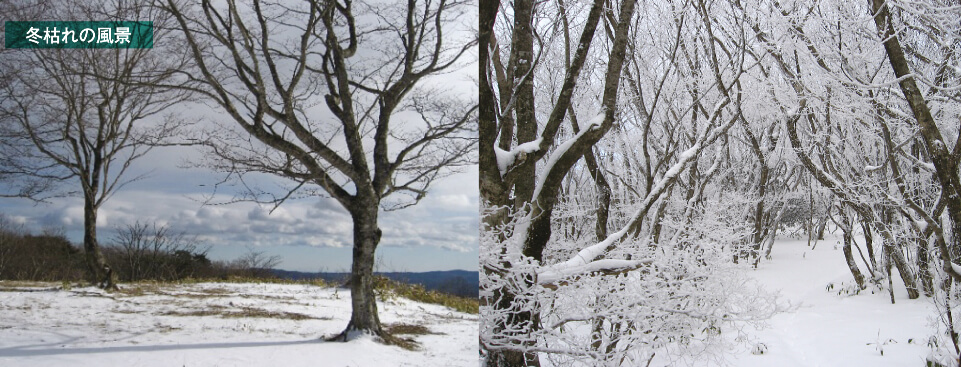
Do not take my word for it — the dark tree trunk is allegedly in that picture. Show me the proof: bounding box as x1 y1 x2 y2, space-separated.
815 214 829 241
861 221 877 271
83 196 115 290
576 123 611 241
843 231 866 290
744 126 768 260
480 0 539 364
871 0 961 280
878 225 921 300
839 210 866 289
759 206 786 263
485 286 540 367
918 235 934 297
887 241 921 300
510 0 537 209
331 202 385 340
650 199 669 245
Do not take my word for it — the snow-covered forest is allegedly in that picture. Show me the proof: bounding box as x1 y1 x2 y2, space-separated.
479 0 961 366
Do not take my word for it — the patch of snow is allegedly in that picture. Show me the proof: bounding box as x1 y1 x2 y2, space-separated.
687 237 934 367
583 112 605 131
913 219 928 233
515 139 543 155
494 147 512 174
0 282 477 367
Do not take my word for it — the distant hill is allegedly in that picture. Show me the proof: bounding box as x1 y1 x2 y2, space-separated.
271 269 479 297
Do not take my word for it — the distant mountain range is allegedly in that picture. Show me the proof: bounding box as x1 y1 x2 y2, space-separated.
271 269 479 297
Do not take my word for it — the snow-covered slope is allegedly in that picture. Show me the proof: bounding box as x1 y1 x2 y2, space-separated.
0 282 477 366
716 237 933 366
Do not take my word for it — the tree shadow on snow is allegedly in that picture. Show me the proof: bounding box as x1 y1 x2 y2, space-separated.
0 338 323 358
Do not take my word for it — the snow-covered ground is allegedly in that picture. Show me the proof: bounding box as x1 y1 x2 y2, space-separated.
0 282 477 366
716 237 934 366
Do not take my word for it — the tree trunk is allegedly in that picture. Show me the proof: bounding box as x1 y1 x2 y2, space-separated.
871 0 961 276
918 235 934 297
839 211 866 290
887 241 920 299
843 231 866 290
744 126 768 260
650 199 669 245
815 214 829 241
760 205 787 262
861 221 877 271
83 196 115 290
331 202 385 341
486 283 540 367
510 0 537 209
878 226 920 299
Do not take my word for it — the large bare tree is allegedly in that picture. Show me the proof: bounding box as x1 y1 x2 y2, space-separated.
0 0 190 289
159 0 476 341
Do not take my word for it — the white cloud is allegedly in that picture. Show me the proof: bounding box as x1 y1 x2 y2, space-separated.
0 146 478 270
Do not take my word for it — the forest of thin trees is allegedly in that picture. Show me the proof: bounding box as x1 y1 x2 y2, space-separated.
480 0 961 365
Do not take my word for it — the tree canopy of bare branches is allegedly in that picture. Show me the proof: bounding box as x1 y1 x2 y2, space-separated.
0 0 192 289
159 0 477 340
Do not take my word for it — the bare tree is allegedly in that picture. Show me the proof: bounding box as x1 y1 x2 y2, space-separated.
159 0 476 341
0 0 191 289
233 247 282 278
109 221 209 281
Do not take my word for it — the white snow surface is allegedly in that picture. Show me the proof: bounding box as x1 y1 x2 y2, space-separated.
699 237 933 367
0 282 477 366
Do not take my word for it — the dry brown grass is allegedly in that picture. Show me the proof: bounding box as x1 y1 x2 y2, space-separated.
160 307 327 321
374 277 478 314
385 323 434 335
379 334 420 351
116 284 162 297
379 323 442 351
0 280 58 287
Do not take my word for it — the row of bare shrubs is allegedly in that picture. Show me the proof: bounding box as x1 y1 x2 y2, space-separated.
0 215 279 283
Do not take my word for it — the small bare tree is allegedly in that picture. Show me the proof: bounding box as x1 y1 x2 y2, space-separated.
160 0 476 341
0 0 191 289
110 221 208 281
233 247 282 278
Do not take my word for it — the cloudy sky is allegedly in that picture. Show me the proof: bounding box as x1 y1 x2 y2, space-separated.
0 139 478 272
0 1 478 274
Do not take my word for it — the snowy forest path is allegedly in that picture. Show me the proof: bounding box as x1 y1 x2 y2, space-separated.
714 237 933 367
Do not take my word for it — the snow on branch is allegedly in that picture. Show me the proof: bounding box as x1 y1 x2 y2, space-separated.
549 222 633 270
530 112 605 200
494 138 543 176
542 141 702 275
537 258 652 289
